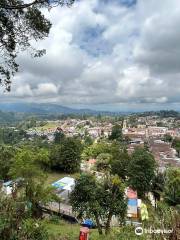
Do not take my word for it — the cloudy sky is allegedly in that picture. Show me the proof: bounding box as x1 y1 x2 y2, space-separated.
1 0 180 111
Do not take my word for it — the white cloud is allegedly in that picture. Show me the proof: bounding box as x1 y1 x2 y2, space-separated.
1 0 180 111
15 84 33 97
35 83 59 96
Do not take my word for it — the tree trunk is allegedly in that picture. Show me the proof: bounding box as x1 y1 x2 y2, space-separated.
32 203 43 218
94 212 103 235
105 183 119 235
105 212 113 235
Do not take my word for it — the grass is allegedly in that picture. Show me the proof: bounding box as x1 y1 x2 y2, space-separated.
44 220 117 240
32 122 60 131
45 220 80 239
44 220 147 240
46 172 79 185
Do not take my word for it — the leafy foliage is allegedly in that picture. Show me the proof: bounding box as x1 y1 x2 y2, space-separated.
172 138 180 157
0 145 15 180
0 0 74 90
127 147 156 198
0 127 27 144
164 167 180 206
50 137 82 173
95 153 112 172
110 143 130 180
0 193 49 240
9 147 57 217
81 141 111 160
70 174 127 235
109 124 123 142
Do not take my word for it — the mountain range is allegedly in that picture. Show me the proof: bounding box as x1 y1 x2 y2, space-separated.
0 103 116 115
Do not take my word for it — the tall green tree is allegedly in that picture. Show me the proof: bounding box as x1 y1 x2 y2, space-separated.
95 153 112 172
164 167 180 206
151 171 165 207
50 137 82 173
110 143 130 180
81 141 110 160
163 134 173 143
9 148 56 217
172 138 180 157
60 137 82 173
128 147 156 198
0 145 15 180
109 124 123 142
54 131 65 144
70 174 127 235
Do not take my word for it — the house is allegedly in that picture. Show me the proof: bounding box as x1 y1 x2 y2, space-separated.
52 177 75 203
125 187 138 219
1 180 13 195
81 159 96 172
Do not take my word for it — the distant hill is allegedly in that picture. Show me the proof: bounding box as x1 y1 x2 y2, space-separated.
0 103 118 116
0 103 94 114
0 110 26 125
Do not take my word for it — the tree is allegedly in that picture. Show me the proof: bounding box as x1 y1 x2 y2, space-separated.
109 124 123 142
110 143 130 181
147 202 180 240
70 174 103 235
100 175 127 235
172 138 180 157
164 167 180 206
0 193 49 240
0 0 74 90
81 141 110 160
0 145 15 180
54 130 65 144
128 147 156 198
50 144 63 170
34 147 50 171
163 134 173 143
70 174 127 235
151 171 165 207
50 137 82 173
60 137 82 173
0 128 27 145
84 134 93 147
95 153 112 172
9 148 56 217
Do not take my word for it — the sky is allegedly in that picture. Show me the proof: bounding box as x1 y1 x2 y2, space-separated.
1 0 180 112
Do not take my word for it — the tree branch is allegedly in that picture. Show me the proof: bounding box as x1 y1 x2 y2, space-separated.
0 0 47 10
0 0 73 10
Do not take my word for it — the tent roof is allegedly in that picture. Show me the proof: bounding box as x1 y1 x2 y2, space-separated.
52 177 75 191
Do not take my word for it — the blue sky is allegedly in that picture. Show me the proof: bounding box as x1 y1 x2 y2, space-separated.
1 0 180 112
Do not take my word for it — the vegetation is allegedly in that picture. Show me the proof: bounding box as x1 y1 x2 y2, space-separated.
172 138 180 157
9 148 57 218
50 136 82 173
0 114 179 239
164 167 180 206
70 174 127 235
0 145 15 180
109 124 123 142
0 0 74 90
110 143 130 180
0 194 49 240
127 147 156 198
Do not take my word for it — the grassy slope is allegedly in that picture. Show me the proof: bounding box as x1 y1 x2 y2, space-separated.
32 122 60 131
46 172 79 185
45 220 147 240
45 220 118 240
44 174 148 240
